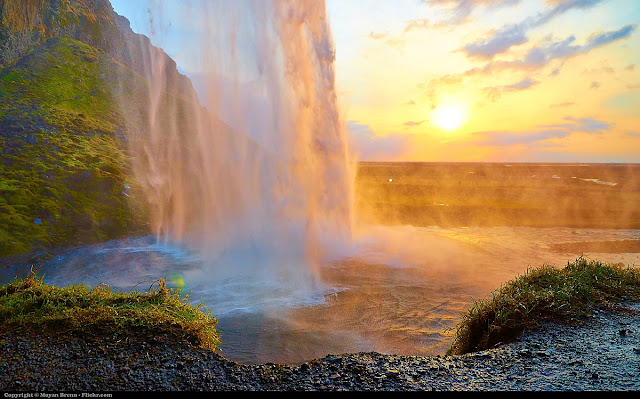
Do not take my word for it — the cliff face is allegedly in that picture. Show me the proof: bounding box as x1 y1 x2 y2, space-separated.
0 0 196 98
0 0 116 63
0 0 201 258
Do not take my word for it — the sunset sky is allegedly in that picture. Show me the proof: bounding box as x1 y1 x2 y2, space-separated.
110 0 640 163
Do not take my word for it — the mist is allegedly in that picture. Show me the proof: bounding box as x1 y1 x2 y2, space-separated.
113 0 354 301
99 0 639 364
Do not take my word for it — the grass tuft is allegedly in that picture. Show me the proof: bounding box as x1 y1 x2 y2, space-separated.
447 256 640 355
0 271 220 351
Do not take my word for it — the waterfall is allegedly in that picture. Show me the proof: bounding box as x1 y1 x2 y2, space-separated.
120 0 354 300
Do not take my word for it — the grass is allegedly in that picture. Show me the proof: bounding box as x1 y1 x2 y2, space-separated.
0 270 221 351
1 256 639 360
447 256 640 355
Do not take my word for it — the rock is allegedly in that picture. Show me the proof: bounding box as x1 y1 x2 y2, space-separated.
2 305 640 391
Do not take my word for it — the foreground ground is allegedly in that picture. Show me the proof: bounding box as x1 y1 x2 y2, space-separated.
1 302 639 391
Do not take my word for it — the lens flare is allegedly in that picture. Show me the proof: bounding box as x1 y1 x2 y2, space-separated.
169 273 185 289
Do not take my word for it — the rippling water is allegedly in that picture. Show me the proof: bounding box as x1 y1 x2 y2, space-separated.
1 224 637 364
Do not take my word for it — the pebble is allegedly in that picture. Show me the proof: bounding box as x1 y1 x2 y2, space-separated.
1 304 639 391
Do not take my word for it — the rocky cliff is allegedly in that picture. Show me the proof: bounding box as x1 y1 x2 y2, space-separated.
0 0 201 258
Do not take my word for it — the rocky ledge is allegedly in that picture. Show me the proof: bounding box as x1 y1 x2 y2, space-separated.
1 303 639 391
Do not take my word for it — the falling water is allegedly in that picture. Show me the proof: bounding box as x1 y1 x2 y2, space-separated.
118 0 354 308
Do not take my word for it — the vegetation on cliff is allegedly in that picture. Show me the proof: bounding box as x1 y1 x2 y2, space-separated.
1 257 637 361
448 257 640 355
0 35 148 256
0 271 220 351
0 0 203 257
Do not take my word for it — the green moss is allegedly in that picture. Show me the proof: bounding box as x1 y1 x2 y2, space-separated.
0 273 221 351
0 37 120 133
0 37 152 257
0 22 207 257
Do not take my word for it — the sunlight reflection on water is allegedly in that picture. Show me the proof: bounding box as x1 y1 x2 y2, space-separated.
1 225 638 364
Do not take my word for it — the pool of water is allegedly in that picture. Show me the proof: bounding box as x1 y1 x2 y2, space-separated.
1 224 638 364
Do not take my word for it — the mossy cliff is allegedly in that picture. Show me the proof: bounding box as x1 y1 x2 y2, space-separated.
0 0 202 258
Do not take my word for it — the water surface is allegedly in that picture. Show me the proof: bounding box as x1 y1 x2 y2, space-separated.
2 224 637 364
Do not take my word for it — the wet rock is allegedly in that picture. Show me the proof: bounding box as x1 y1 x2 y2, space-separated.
2 305 640 391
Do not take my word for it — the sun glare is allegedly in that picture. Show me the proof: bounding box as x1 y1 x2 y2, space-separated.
431 102 469 132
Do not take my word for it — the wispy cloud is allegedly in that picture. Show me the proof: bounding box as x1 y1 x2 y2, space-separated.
470 116 614 147
484 77 539 101
422 0 522 25
549 101 575 108
463 24 529 59
418 23 635 107
403 18 435 33
384 37 407 50
471 129 571 147
462 0 605 59
541 116 614 134
368 31 389 40
465 24 637 74
403 120 425 127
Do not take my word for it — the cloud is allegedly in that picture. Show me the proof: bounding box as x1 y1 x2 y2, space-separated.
403 18 435 33
368 31 389 40
540 116 614 134
507 77 538 90
403 120 425 127
463 24 528 59
535 0 604 25
420 23 635 105
347 121 413 161
384 37 407 50
471 129 571 147
587 24 637 47
582 65 615 74
549 102 575 108
470 116 614 147
417 74 466 107
366 30 406 50
483 77 539 101
461 0 605 59
423 0 522 25
466 24 637 74
627 131 640 137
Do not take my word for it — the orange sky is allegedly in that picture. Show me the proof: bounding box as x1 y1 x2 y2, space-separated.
112 0 640 163
329 0 640 162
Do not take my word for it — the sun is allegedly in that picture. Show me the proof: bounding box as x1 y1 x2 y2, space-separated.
430 102 469 132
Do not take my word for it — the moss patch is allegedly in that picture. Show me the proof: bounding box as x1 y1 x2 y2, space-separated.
0 36 150 257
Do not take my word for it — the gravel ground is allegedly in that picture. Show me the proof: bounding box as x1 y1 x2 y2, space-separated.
1 303 639 391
